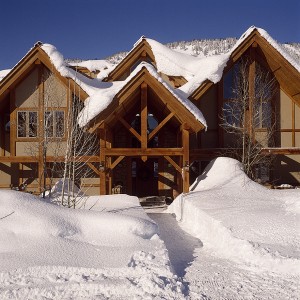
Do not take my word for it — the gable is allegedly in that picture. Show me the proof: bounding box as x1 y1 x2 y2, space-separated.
190 28 300 106
0 44 88 104
105 39 156 82
89 65 205 133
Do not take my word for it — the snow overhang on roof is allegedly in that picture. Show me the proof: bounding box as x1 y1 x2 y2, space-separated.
39 43 206 130
179 26 300 97
8 25 297 132
77 62 207 129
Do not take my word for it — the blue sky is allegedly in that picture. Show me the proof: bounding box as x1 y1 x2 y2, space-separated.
0 0 299 70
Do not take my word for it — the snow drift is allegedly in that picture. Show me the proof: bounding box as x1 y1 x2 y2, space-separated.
168 157 300 275
0 191 184 298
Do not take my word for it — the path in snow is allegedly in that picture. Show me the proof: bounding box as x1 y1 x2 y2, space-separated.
148 211 300 300
147 213 202 278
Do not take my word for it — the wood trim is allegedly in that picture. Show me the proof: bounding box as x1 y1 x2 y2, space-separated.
10 90 16 156
87 162 100 176
105 148 183 156
261 148 300 155
0 116 4 156
110 155 125 170
118 115 141 142
141 82 148 162
217 81 224 147
148 112 174 142
249 49 255 140
279 129 300 132
164 155 181 174
292 101 295 147
99 123 106 195
0 155 100 163
182 125 189 193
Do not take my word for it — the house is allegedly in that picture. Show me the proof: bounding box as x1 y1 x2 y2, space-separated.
0 26 299 197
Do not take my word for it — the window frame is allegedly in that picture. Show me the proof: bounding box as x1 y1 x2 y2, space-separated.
17 110 38 139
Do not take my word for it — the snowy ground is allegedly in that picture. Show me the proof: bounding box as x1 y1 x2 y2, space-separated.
0 157 299 299
0 192 183 299
168 157 300 299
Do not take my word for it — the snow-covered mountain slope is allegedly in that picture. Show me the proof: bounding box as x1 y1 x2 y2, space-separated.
105 38 300 66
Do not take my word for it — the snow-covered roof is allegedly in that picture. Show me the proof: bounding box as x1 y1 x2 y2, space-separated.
77 62 207 128
3 25 297 131
126 26 300 96
0 69 11 82
41 44 207 129
68 60 115 80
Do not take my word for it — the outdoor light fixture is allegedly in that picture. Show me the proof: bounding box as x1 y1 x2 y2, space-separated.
183 161 190 171
99 161 105 172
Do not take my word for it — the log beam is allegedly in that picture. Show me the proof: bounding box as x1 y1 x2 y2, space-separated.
141 82 148 162
148 112 174 142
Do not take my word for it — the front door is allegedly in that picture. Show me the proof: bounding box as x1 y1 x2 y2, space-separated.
132 158 158 197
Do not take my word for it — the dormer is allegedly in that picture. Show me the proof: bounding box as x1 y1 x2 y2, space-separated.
105 37 156 82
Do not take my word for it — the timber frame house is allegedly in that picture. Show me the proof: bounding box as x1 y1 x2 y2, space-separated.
0 26 299 197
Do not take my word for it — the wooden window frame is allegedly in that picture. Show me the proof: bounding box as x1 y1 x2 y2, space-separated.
17 110 38 139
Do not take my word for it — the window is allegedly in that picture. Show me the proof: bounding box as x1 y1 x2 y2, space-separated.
17 111 38 138
223 63 241 99
223 101 243 127
254 100 272 128
44 111 65 138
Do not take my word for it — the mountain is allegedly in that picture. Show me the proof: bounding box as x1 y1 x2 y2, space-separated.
105 38 300 66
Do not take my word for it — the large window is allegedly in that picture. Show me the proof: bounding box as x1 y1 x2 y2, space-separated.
17 111 38 138
223 60 276 130
17 110 65 138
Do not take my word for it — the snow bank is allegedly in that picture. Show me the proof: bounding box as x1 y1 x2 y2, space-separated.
168 157 300 275
0 190 183 298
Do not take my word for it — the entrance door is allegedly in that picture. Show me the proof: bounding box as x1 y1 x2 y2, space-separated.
132 158 158 197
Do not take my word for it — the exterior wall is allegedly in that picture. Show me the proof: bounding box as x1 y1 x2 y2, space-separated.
16 142 39 156
0 163 12 188
273 155 300 185
195 85 219 148
280 89 293 147
276 89 300 185
43 69 67 107
81 178 100 196
15 68 39 108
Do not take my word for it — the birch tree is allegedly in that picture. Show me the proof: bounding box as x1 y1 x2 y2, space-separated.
220 58 277 181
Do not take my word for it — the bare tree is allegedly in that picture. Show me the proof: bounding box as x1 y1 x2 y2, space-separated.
59 80 99 208
21 69 66 196
220 58 277 181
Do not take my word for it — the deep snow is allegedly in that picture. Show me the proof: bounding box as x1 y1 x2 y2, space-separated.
0 158 299 299
0 191 183 299
167 157 300 299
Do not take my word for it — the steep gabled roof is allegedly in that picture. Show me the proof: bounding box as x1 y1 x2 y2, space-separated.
188 27 300 103
0 43 89 102
78 62 206 132
105 37 156 81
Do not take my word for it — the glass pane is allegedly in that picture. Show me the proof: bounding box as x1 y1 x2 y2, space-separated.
262 102 272 128
45 111 54 137
29 112 38 137
55 111 64 137
224 69 233 99
17 112 27 137
223 101 242 127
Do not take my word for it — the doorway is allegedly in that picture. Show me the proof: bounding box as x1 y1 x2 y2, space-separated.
132 158 158 197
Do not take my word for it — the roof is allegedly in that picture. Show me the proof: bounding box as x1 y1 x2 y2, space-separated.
77 62 207 129
1 26 299 131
